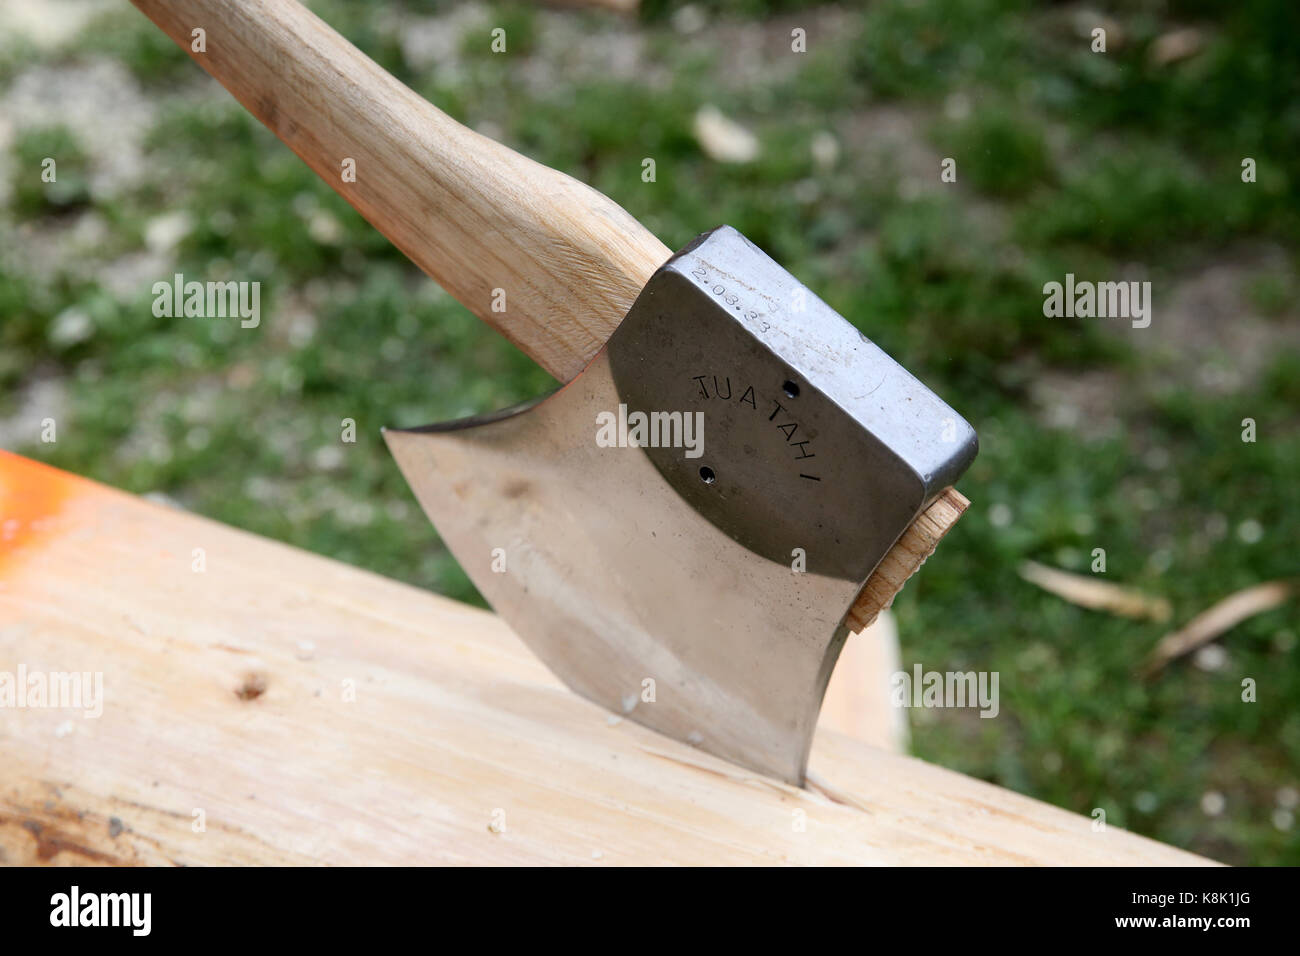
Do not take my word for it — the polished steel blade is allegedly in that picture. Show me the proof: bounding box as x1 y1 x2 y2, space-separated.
385 226 977 784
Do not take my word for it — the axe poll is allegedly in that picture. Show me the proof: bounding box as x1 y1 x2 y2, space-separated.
131 0 976 783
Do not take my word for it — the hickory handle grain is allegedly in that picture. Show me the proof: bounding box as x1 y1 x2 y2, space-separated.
129 0 964 637
130 0 671 382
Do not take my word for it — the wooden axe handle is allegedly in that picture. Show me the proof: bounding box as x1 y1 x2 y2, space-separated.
130 0 964 639
130 0 670 382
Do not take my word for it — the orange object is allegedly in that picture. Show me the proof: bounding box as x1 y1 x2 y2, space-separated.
0 450 76 572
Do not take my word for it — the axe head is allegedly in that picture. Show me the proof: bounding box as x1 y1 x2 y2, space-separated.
385 226 976 784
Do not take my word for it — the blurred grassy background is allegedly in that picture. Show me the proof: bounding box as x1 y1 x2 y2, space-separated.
1 0 1297 863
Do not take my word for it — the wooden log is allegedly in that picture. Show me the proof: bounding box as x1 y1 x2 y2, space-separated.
127 0 966 646
0 453 1211 865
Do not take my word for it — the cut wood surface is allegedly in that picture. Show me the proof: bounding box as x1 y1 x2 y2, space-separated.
0 453 1211 865
127 0 967 641
819 611 909 753
846 489 968 634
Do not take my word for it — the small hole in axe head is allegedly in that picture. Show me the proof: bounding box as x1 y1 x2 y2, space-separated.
782 380 800 398
699 466 716 484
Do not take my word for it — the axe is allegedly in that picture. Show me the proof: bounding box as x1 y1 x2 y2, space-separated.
131 0 977 784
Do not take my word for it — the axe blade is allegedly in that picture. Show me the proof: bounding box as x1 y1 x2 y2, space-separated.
385 226 976 784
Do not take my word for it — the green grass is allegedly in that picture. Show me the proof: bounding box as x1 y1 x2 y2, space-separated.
10 126 91 217
934 107 1052 199
2 0 1297 863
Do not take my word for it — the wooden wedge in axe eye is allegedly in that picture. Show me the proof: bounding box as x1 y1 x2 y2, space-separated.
130 0 976 785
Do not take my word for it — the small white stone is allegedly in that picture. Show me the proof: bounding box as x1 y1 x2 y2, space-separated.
288 312 318 348
1193 644 1227 672
672 5 707 34
943 91 971 121
312 445 346 471
308 210 343 245
144 210 194 253
49 307 94 347
810 131 839 170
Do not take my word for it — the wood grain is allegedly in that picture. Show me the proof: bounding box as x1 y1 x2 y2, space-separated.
818 611 909 752
0 453 1210 865
846 489 969 634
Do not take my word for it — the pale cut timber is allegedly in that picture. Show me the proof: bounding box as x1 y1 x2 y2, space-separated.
127 0 967 644
819 611 909 753
846 488 969 634
0 453 1211 865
